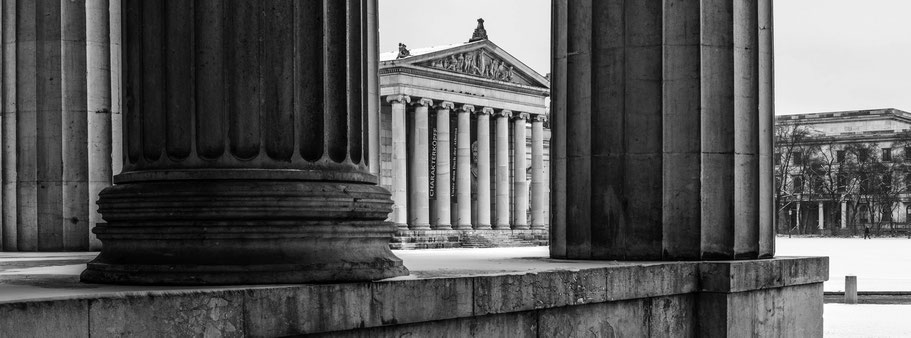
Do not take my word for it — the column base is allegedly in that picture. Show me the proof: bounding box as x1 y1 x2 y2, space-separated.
492 225 512 230
453 224 474 230
512 225 531 230
530 224 547 230
409 224 432 231
431 224 453 230
81 179 408 285
474 224 493 230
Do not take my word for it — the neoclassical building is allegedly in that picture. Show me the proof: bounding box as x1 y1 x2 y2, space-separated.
377 21 551 248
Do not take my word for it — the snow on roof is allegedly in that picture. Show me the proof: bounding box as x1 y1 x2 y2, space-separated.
380 42 473 62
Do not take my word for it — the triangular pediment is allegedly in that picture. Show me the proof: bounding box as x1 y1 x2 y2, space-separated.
387 40 549 89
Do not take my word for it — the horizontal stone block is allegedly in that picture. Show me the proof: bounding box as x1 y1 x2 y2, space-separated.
699 256 829 292
88 290 245 337
0 299 89 338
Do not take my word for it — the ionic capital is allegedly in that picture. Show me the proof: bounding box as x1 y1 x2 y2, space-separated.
385 94 411 105
478 107 495 116
436 101 455 111
459 104 475 113
414 98 434 107
494 109 513 118
511 112 529 120
531 114 548 123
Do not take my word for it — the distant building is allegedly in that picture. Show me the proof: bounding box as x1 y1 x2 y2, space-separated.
775 108 911 234
377 20 551 248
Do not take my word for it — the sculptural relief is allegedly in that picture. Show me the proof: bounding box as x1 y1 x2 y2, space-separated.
425 50 514 83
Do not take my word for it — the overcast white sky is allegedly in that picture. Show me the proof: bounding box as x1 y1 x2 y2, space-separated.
379 0 911 115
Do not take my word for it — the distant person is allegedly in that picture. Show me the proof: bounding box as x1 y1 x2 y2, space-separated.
864 226 871 239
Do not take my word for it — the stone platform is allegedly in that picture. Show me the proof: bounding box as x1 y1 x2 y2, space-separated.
0 248 827 337
390 229 549 249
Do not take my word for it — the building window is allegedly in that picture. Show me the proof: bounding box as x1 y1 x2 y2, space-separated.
837 150 846 163
859 149 869 163
793 176 803 193
774 153 781 165
906 147 911 162
793 151 803 165
837 174 847 193
882 148 892 162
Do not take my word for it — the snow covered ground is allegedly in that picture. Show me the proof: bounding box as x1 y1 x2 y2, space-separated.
776 236 911 292
825 304 911 337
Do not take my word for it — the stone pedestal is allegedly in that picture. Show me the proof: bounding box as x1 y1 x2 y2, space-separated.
551 0 775 260
81 0 407 284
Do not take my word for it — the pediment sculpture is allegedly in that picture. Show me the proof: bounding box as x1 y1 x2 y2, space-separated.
425 50 515 83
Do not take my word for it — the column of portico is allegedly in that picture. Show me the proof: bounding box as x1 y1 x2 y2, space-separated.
82 0 407 284
841 200 847 229
432 102 454 229
408 98 433 230
512 113 529 229
454 105 474 229
475 108 493 229
493 110 512 229
387 95 410 229
531 114 547 229
818 202 825 230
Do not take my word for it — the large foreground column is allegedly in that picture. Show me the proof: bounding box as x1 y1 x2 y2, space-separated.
82 0 407 284
551 0 774 260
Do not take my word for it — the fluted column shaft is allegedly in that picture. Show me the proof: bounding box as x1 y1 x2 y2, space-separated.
512 113 529 229
82 0 407 284
2 0 90 251
433 102 454 229
388 95 410 229
87 0 112 251
494 110 512 229
475 108 493 229
818 202 824 230
454 105 473 229
408 98 432 230
531 115 547 229
551 0 774 260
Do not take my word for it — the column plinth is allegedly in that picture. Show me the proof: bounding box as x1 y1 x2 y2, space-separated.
512 113 530 230
454 105 474 229
475 108 493 229
81 1 407 285
531 115 547 229
493 110 512 230
408 98 433 230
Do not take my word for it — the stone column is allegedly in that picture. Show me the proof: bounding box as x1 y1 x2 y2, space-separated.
454 105 474 229
387 94 410 229
494 110 512 229
818 202 825 230
2 0 90 251
475 108 493 229
841 200 847 229
87 0 112 251
512 113 530 229
531 114 547 229
408 98 433 230
82 0 407 284
433 102 454 229
551 0 774 260
366 0 380 176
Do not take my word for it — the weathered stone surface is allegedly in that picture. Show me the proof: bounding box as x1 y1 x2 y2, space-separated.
312 311 537 338
699 256 829 292
698 283 823 337
538 298 649 337
0 299 89 338
373 277 473 326
89 291 244 337
244 284 374 337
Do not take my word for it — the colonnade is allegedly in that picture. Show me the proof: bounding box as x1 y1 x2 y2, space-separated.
386 95 548 231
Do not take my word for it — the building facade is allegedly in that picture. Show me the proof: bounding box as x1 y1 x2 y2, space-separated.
377 21 551 248
776 108 911 234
